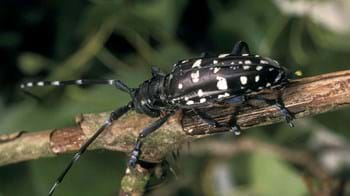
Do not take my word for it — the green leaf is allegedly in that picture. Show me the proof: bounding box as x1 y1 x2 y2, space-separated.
18 53 52 75
250 154 307 196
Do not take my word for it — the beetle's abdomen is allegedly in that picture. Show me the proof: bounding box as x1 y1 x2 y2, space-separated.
165 56 287 106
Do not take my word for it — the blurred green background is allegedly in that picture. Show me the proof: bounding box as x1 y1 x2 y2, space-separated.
1 0 350 195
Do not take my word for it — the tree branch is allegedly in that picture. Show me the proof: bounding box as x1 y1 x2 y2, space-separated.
1 70 350 167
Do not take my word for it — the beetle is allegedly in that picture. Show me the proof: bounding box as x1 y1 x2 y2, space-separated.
20 41 293 195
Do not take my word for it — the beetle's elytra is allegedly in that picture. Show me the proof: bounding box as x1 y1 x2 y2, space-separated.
21 41 293 196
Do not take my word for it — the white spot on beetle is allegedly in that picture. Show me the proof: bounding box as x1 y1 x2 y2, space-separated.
192 59 202 68
27 82 33 87
182 59 189 63
178 83 183 89
216 76 228 90
200 98 206 103
255 55 260 57
258 86 264 90
213 60 218 64
269 67 274 71
188 129 194 133
191 70 200 83
238 61 243 64
256 66 263 71
243 65 250 70
213 67 221 73
260 60 269 64
52 81 60 86
240 76 248 85
244 60 252 64
109 80 114 85
230 62 235 65
186 100 194 105
218 92 230 99
274 72 283 83
147 99 151 103
20 84 25 88
218 53 229 58
184 96 189 101
37 81 44 86
141 100 146 105
255 75 260 82
197 89 204 97
266 82 271 87
242 53 249 56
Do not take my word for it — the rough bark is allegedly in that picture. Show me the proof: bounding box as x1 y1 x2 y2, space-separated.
1 70 350 167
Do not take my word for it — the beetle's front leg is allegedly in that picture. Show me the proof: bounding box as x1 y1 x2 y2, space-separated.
128 112 175 167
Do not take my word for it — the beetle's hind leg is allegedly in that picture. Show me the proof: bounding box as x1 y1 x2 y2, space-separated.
128 112 175 167
251 96 294 127
273 97 294 127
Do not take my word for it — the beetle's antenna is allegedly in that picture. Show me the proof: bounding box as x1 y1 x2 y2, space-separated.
20 79 123 89
20 79 134 95
48 102 132 196
232 41 250 55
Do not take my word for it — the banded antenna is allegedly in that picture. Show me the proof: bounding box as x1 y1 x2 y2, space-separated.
20 79 135 195
20 79 134 95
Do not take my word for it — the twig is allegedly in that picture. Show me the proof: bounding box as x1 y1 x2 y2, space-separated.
1 70 350 166
1 69 350 194
119 165 151 196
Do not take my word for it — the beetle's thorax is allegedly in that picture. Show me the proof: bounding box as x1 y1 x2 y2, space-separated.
132 75 168 117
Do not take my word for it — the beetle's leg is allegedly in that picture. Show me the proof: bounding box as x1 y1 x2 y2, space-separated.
193 108 242 136
128 112 175 167
274 97 294 127
221 96 246 135
232 41 250 55
192 108 220 128
48 103 132 196
228 115 242 136
252 96 294 127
